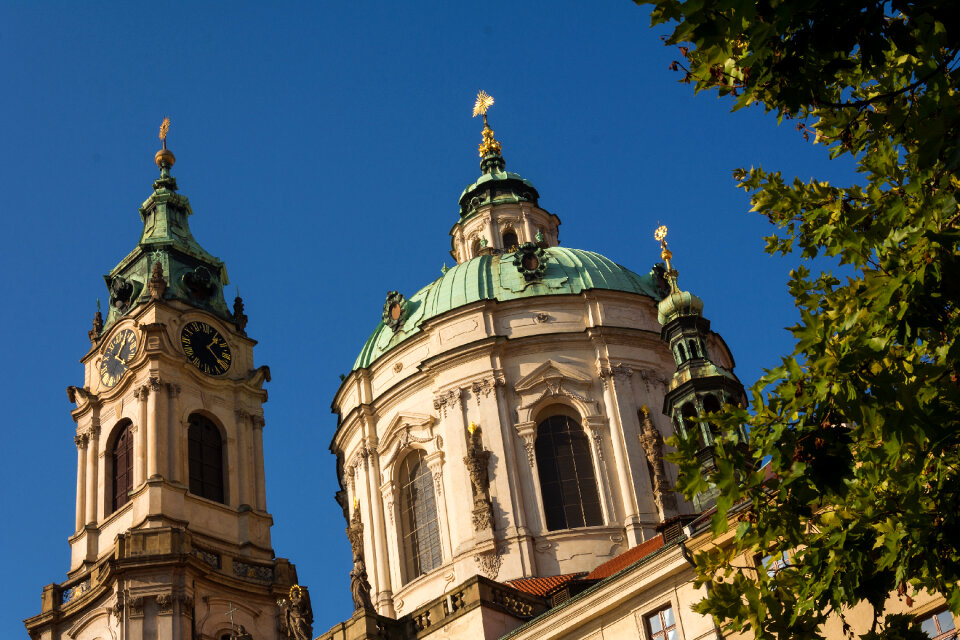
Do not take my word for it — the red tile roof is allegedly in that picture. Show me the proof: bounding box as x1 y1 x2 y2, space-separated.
584 534 665 580
504 573 585 597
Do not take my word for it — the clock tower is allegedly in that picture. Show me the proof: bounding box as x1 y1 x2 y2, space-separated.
25 123 310 640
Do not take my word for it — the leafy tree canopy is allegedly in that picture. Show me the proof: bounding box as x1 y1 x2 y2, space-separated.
636 0 960 637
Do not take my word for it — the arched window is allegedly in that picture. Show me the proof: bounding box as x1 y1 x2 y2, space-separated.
470 238 482 258
675 342 687 364
679 402 703 446
688 339 701 359
535 413 603 531
398 449 442 582
112 421 134 513
702 394 722 439
502 229 519 249
188 414 224 504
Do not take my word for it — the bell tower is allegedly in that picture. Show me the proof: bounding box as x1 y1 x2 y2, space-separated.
654 226 747 511
25 121 309 640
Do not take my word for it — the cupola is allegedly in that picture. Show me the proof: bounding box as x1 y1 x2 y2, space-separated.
450 91 561 263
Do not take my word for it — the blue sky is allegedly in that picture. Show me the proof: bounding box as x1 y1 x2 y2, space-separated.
0 3 855 636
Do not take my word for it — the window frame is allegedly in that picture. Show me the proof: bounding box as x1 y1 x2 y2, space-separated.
187 413 226 504
919 608 957 639
644 604 680 640
397 448 443 584
534 411 604 531
111 421 134 513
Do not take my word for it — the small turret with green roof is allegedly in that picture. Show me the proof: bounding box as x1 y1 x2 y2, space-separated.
91 119 233 341
654 225 746 510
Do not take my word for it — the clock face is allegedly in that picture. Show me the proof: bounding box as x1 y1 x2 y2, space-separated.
100 329 138 388
180 321 232 376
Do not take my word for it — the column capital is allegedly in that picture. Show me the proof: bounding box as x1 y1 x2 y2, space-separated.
148 376 163 392
74 434 88 449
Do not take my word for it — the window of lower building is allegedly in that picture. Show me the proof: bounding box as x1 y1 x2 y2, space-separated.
920 609 956 639
646 605 679 640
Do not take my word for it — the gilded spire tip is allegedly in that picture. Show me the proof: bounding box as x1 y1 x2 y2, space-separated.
654 224 680 293
473 90 502 160
473 90 494 118
154 116 176 174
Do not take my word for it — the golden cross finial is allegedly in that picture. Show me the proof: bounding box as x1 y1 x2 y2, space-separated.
159 117 170 149
473 90 494 118
654 224 680 293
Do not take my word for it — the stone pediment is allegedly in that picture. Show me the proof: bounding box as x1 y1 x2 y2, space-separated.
514 360 593 394
377 412 438 467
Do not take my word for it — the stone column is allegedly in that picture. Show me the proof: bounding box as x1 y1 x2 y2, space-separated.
485 216 496 249
252 415 267 511
363 442 394 617
379 479 401 590
424 450 450 553
599 364 643 546
85 427 100 524
235 410 251 507
520 207 535 243
494 379 528 535
146 376 162 480
583 415 617 525
74 434 87 531
166 384 181 483
134 385 148 488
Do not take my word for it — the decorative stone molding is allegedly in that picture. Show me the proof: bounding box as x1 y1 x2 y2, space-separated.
133 385 149 400
233 559 274 582
127 596 144 618
111 600 123 624
155 593 173 614
74 434 88 449
432 388 462 417
380 481 397 525
470 375 505 404
378 412 437 468
636 368 670 391
425 451 445 498
474 546 503 580
514 421 537 467
393 361 403 373
583 416 608 462
534 312 551 324
191 547 221 568
513 360 597 424
597 362 633 389
148 376 162 392
88 424 101 439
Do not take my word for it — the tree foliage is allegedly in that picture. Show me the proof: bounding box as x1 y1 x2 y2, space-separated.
637 0 960 637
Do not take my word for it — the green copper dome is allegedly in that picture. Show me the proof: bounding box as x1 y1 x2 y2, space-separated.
353 247 663 370
657 289 704 325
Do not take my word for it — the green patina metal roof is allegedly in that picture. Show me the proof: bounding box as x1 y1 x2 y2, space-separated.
353 247 664 370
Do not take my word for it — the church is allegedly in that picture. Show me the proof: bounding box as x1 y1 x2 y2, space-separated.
23 96 955 640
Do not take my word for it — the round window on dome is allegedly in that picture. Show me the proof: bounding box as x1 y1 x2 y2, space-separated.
522 254 539 271
390 303 402 321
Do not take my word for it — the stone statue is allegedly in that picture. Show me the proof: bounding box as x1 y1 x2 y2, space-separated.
346 506 375 611
464 424 494 532
278 585 313 640
233 624 254 640
639 406 670 513
350 555 374 611
148 261 167 300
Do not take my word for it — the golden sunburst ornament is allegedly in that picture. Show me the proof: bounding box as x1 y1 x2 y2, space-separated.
473 90 494 118
159 117 170 143
654 225 668 244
